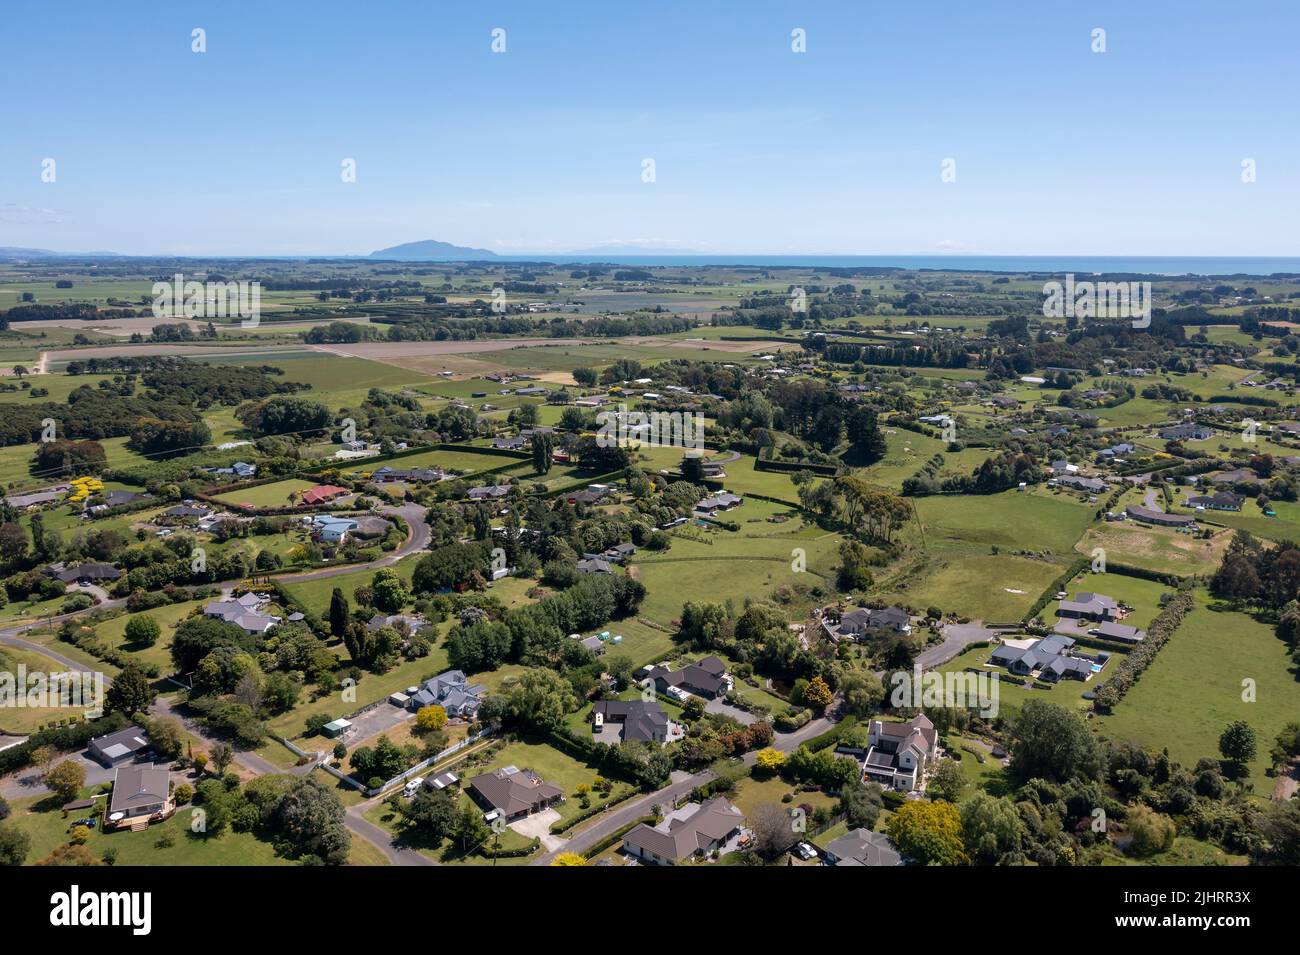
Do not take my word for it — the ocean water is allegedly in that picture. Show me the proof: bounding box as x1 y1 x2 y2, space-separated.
496 254 1300 277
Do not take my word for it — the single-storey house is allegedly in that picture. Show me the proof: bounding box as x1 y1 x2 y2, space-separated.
1091 621 1147 643
646 656 730 699
831 606 912 638
1186 491 1245 511
1057 591 1120 622
576 556 613 575
467 766 564 821
621 797 745 865
467 484 512 500
823 828 904 866
53 562 123 585
695 492 743 514
592 699 671 743
1159 423 1212 441
107 763 173 830
301 484 348 506
1125 504 1196 527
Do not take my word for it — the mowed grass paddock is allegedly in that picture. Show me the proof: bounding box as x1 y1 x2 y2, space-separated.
911 489 1095 557
1093 594 1300 800
879 553 1065 622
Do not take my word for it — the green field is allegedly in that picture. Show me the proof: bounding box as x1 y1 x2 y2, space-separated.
1094 594 1300 800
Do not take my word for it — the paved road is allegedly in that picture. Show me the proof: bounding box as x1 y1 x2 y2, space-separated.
531 710 839 865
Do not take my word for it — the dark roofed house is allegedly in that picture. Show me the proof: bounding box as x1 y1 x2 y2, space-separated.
100 490 150 508
1125 504 1196 527
823 828 904 866
56 562 123 585
647 656 730 699
467 766 564 821
621 797 745 865
1092 621 1147 643
695 492 742 514
1187 491 1245 511
1055 475 1107 494
492 435 527 451
1057 591 1119 622
88 725 150 767
576 556 613 575
604 542 637 563
592 699 672 743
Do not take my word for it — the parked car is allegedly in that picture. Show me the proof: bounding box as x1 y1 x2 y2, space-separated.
403 777 425 797
794 842 817 861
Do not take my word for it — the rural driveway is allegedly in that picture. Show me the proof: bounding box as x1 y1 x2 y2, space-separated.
914 623 996 670
345 800 436 866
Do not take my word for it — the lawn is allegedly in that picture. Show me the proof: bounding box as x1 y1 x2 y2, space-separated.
937 644 1122 717
7 789 290 867
0 645 98 734
729 772 837 820
211 478 319 509
879 552 1068 622
911 488 1096 557
91 599 207 673
278 553 420 614
1093 593 1300 800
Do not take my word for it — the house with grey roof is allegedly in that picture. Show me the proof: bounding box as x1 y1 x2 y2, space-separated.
204 592 280 635
621 796 745 865
591 699 674 744
406 669 485 719
107 763 173 829
695 492 743 514
862 714 937 792
1056 591 1120 622
576 555 613 575
88 725 150 767
1187 491 1245 511
1159 422 1212 441
1125 504 1196 527
989 634 1095 683
823 827 904 866
829 606 913 640
467 766 563 821
54 562 123 585
1091 621 1147 643
646 655 730 699
1055 474 1107 494
467 484 512 500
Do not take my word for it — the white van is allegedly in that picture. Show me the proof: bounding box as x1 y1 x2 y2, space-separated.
403 777 425 797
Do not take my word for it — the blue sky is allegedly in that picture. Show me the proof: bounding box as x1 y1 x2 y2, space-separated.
2 0 1297 256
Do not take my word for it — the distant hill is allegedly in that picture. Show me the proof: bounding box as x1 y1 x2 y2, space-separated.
368 239 497 261
0 247 121 258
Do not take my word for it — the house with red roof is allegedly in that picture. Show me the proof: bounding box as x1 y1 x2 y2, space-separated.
301 484 348 506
